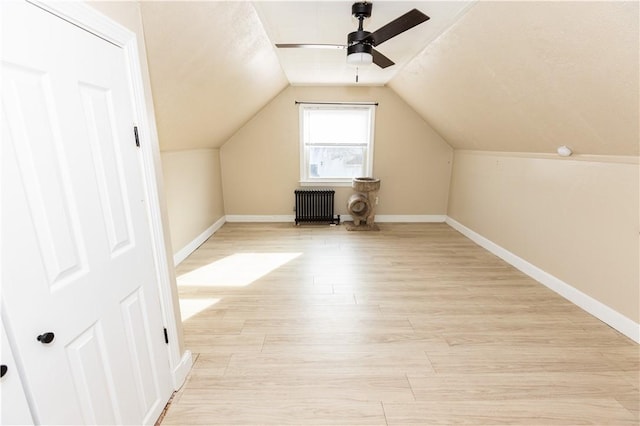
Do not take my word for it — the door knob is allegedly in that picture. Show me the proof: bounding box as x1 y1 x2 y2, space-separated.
0 365 7 378
37 332 55 344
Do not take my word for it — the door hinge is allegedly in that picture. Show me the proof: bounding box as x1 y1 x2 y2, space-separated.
134 126 140 147
163 327 169 344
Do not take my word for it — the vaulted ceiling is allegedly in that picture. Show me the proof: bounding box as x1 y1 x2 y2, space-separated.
140 1 639 156
253 1 474 85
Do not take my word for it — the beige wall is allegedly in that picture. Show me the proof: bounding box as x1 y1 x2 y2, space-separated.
161 150 225 251
220 85 453 216
448 151 640 323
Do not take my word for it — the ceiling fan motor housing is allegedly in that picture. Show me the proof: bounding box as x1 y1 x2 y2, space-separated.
347 41 373 57
348 30 372 45
351 2 372 19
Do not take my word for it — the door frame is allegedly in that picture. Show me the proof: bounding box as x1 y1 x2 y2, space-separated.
26 0 192 389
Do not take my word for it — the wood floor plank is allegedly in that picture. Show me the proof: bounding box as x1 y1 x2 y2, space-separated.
408 372 637 401
224 351 434 376
600 345 640 373
241 318 414 334
219 304 384 320
442 328 631 348
261 331 449 353
180 319 244 335
383 399 637 425
183 333 265 354
179 374 414 403
190 353 230 375
160 223 639 425
425 345 622 373
160 400 387 425
614 390 640 420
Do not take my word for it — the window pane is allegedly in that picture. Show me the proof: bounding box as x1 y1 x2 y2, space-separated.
306 109 370 144
308 146 366 178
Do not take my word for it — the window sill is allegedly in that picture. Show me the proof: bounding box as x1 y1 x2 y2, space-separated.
299 180 353 187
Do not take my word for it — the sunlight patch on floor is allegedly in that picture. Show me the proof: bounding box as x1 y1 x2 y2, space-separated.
179 298 220 321
177 252 302 287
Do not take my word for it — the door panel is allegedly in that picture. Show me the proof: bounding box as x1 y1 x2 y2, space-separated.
66 323 121 425
1 2 172 424
2 63 89 289
121 289 163 415
79 83 134 255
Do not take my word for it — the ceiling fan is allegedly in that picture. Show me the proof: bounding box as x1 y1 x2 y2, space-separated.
275 2 430 69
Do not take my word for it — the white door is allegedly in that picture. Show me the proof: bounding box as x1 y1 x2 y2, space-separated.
1 2 173 424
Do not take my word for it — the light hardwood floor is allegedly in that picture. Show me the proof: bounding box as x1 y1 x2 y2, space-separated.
160 223 639 425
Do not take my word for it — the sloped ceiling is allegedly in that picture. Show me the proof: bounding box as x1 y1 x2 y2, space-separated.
140 1 288 150
389 1 639 156
140 1 639 156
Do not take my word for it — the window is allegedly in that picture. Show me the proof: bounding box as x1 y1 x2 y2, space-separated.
299 103 375 185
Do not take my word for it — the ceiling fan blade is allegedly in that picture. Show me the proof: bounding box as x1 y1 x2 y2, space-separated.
370 9 430 46
275 43 346 49
371 48 394 69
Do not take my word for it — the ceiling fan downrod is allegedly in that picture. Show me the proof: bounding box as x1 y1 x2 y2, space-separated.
350 2 372 42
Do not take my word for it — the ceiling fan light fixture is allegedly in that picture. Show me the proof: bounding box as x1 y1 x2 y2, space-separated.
347 43 373 66
347 52 373 65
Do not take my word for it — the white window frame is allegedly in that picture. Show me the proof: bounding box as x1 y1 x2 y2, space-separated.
299 103 376 186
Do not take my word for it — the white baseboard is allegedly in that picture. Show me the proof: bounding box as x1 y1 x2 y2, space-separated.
226 215 295 222
171 350 193 390
375 215 446 223
224 214 446 224
445 217 640 344
173 216 226 265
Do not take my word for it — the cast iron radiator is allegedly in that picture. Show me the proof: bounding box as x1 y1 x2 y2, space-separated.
294 189 340 225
